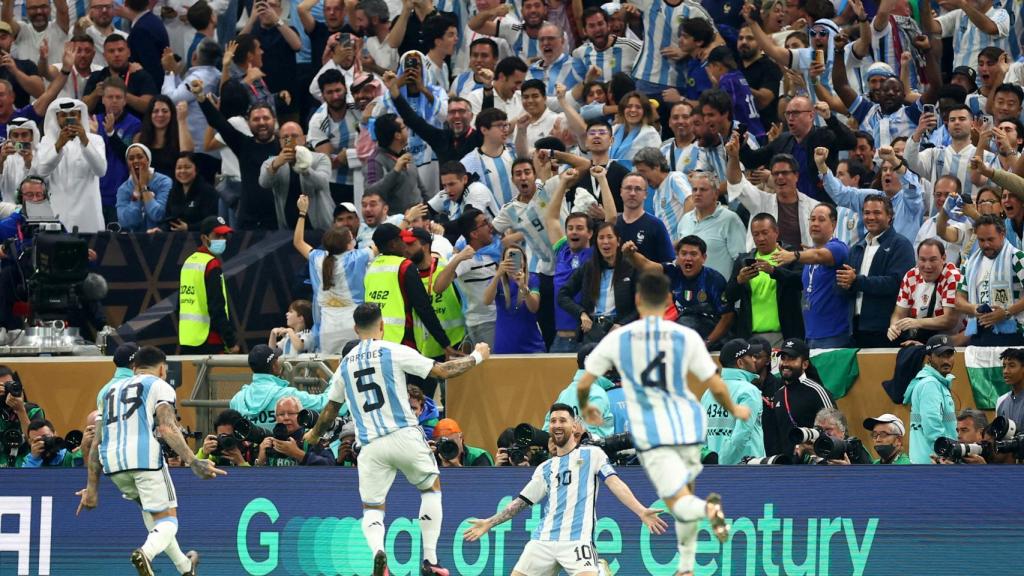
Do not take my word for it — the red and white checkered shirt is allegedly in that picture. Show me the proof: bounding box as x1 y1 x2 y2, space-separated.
896 263 961 318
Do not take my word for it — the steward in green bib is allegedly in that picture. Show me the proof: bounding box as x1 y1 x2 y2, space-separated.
700 339 765 465
179 216 238 354
363 224 459 369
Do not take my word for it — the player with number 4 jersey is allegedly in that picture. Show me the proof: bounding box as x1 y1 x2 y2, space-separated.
463 404 667 576
302 303 491 576
576 272 751 576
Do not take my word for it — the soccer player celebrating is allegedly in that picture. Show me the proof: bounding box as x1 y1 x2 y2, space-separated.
302 303 491 576
76 346 226 576
463 403 667 575
576 272 751 576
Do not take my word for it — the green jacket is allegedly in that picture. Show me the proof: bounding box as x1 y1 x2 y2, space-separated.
543 370 615 438
701 368 765 465
462 444 494 466
873 452 912 465
228 373 332 430
904 364 957 464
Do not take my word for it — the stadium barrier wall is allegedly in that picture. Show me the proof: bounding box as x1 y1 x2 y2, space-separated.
5 350 986 452
0 467 1018 575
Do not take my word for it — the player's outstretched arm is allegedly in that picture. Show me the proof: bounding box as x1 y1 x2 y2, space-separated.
463 496 531 541
156 403 228 480
302 400 342 445
604 475 668 534
702 374 751 421
76 424 103 515
576 371 598 414
430 343 491 379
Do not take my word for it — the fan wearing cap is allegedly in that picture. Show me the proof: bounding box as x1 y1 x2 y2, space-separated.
115 143 171 233
904 334 958 464
768 338 836 457
432 418 493 467
228 344 333 432
259 122 334 230
701 339 765 465
363 222 460 356
863 413 910 464
178 216 239 354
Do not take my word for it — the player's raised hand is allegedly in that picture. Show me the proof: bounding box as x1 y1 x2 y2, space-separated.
189 458 227 479
75 487 97 515
641 508 668 535
463 518 491 541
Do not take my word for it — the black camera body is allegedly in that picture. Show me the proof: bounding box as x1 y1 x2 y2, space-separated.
234 417 269 445
436 437 460 461
298 409 351 443
994 435 1024 460
40 435 66 459
584 432 636 465
813 434 863 460
216 433 240 454
2 427 23 449
507 423 550 465
2 378 23 398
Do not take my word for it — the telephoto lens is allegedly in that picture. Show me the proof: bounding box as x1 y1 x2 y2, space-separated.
437 437 460 461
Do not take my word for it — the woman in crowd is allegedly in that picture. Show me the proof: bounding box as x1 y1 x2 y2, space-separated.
482 244 545 354
608 91 661 167
269 299 314 356
937 186 1007 261
116 143 171 233
134 96 194 177
161 152 219 231
292 196 374 353
558 222 637 344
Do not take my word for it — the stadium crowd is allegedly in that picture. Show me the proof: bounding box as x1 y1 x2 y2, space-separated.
2 0 1024 467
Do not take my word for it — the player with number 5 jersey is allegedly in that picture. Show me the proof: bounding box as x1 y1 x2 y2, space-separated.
576 272 751 576
463 404 667 576
302 303 491 576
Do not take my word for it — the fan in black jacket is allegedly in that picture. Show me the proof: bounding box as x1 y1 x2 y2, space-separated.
391 91 486 167
162 154 219 231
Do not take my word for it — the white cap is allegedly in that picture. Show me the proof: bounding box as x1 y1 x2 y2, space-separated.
863 413 906 437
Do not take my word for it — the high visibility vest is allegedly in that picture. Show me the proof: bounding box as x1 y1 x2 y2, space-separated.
414 258 466 358
363 254 408 343
179 251 228 346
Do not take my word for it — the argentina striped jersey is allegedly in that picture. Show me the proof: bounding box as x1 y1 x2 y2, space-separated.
307 105 360 186
571 36 642 83
461 147 518 206
519 445 616 542
630 0 711 86
97 374 178 474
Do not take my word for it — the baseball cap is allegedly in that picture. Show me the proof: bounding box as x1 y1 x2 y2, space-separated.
333 202 357 218
0 22 12 35
113 342 140 368
433 418 462 439
719 338 758 368
925 334 955 356
779 338 810 359
401 227 431 244
951 66 978 90
372 223 402 250
863 413 906 437
247 344 281 373
200 215 233 236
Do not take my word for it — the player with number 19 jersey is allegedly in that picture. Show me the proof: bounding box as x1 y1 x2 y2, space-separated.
97 374 179 474
584 316 717 451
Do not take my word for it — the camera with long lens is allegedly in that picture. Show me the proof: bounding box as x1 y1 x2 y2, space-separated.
934 436 988 462
436 437 460 461
298 409 351 443
989 417 1024 460
216 433 240 454
741 454 793 465
2 427 23 450
40 435 66 459
63 429 83 452
585 432 636 465
507 423 550 466
233 417 268 445
789 427 821 444
813 434 863 460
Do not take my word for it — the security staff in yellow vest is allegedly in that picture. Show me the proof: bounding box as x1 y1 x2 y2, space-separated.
364 223 459 363
402 226 467 395
179 216 239 354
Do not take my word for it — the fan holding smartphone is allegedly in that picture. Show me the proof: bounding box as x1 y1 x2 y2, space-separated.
482 245 545 354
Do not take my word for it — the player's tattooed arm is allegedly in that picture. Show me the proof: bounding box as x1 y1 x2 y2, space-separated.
76 424 103 515
430 355 478 379
463 496 532 541
155 403 226 480
304 400 342 443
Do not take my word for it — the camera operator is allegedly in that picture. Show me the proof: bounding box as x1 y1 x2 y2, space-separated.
254 397 334 466
0 118 40 198
335 420 358 467
794 408 872 465
542 343 615 439
906 335 958 464
196 409 253 467
229 344 332 431
932 409 990 464
431 418 493 467
996 348 1024 425
496 428 530 467
20 419 80 467
0 366 43 467
863 414 910 465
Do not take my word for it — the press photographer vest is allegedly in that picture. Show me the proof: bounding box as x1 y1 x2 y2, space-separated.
363 255 408 344
179 251 229 346
413 258 465 357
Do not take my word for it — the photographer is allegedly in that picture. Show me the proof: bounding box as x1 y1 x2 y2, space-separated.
863 414 910 465
0 366 43 467
932 409 990 464
195 409 253 467
769 339 836 458
254 397 334 466
334 420 358 467
905 335 958 464
795 408 872 465
431 418 493 467
996 348 1024 425
229 344 331 430
20 419 79 467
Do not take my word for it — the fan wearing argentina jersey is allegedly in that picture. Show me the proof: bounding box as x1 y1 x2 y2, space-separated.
462 108 518 207
906 104 999 201
428 161 500 224
622 0 711 94
78 346 225 576
526 24 578 96
463 404 667 576
451 38 500 99
307 69 361 199
469 0 567 63
631 147 692 238
570 7 642 98
661 102 700 174
576 272 751 576
301 303 491 576
933 0 1011 71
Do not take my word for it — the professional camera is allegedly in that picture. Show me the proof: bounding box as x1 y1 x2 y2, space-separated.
157 427 203 461
2 427 23 449
64 429 83 452
233 417 268 445
298 409 351 443
741 454 793 465
437 437 460 461
934 436 989 462
789 427 821 444
507 423 550 466
272 423 291 441
995 435 1024 460
813 434 863 460
585 432 636 465
216 433 240 454
2 379 22 397
987 416 1018 441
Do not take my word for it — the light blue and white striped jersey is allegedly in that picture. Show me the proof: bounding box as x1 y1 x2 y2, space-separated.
938 6 1011 70
97 374 178 475
630 0 711 86
328 339 435 445
660 139 699 174
307 105 360 186
651 171 691 240
904 138 999 200
497 16 543 61
790 47 834 125
423 56 452 94
584 317 718 450
519 445 616 542
451 70 485 99
527 53 579 95
849 96 923 149
461 146 518 206
571 35 643 83
834 205 862 248
492 184 557 275
427 181 500 220
870 20 922 92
